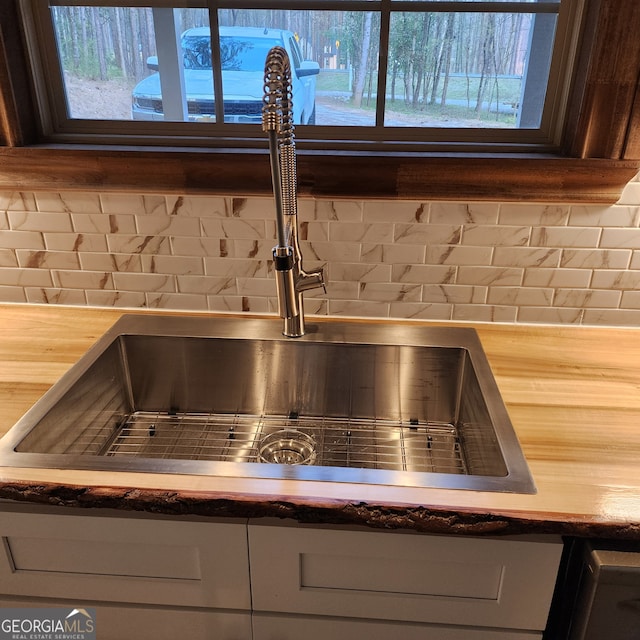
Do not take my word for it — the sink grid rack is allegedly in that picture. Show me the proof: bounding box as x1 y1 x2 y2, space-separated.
98 411 469 475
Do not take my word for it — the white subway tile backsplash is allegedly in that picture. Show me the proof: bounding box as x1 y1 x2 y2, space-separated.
553 289 621 308
0 249 18 267
0 192 37 211
9 211 73 233
561 248 632 269
4 172 640 326
426 245 492 266
493 247 561 268
530 226 601 248
488 286 553 307
44 233 108 252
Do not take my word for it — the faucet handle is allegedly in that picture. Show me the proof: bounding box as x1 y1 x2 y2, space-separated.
296 266 325 294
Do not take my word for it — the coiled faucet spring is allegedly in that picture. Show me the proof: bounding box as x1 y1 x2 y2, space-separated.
263 46 324 338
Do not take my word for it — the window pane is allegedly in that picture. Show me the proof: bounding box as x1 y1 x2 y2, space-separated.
217 9 380 126
385 12 556 128
51 6 213 122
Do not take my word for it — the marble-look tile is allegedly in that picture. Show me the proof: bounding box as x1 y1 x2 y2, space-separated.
498 203 570 225
140 254 204 275
330 222 393 243
0 285 26 302
35 191 101 214
462 225 529 247
591 269 640 290
488 286 553 306
422 284 487 305
16 250 80 270
493 247 561 268
452 304 517 323
166 195 228 217
86 290 147 307
136 215 201 237
71 213 136 234
620 291 640 309
561 248 631 269
389 302 453 320
430 202 499 225
308 200 363 222
394 223 461 245
530 226 601 248
177 275 236 295
79 252 142 273
107 234 171 255
363 200 428 223
426 245 492 266
457 266 523 286
9 211 73 233
358 282 422 302
307 240 362 263
617 180 640 205
582 308 640 326
0 192 37 212
599 228 640 249
207 295 272 314
201 217 266 239
146 292 208 310
0 267 53 286
204 257 268 278
0 230 44 250
523 267 591 288
328 299 390 317
112 272 176 293
25 288 87 305
0 249 18 267
553 288 621 308
569 204 638 227
236 277 276 297
100 194 167 216
517 307 584 324
44 233 108 253
329 262 392 283
53 270 113 290
392 264 456 284
0 212 9 230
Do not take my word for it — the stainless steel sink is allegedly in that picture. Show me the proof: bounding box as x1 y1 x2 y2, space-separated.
0 315 535 493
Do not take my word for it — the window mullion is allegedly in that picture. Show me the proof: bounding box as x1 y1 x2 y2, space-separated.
207 2 225 126
376 0 390 127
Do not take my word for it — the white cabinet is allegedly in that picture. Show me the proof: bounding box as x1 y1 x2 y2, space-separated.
0 504 562 639
0 504 252 640
249 523 563 636
252 613 544 640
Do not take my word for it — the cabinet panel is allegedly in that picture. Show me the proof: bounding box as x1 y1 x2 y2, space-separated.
0 597 252 640
0 508 250 610
252 613 542 640
249 524 562 631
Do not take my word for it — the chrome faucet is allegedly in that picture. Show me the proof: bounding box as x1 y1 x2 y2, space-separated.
262 46 325 337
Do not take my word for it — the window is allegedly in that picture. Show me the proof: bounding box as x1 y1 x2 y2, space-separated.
1 0 639 201
26 0 578 151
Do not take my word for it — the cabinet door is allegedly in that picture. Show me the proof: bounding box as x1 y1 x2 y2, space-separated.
0 507 250 610
252 613 542 640
0 597 252 640
249 524 562 631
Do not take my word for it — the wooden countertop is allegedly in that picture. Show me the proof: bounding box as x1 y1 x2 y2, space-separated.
1 304 639 539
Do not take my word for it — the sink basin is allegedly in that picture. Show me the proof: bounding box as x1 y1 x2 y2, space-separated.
0 315 535 493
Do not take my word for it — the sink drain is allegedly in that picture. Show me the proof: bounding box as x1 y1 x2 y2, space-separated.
258 429 317 465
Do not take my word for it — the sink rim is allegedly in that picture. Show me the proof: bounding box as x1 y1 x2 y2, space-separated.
0 314 536 494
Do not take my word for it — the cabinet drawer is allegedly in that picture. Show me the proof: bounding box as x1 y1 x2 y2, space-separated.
252 613 542 640
0 508 250 609
0 597 252 640
249 524 562 630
